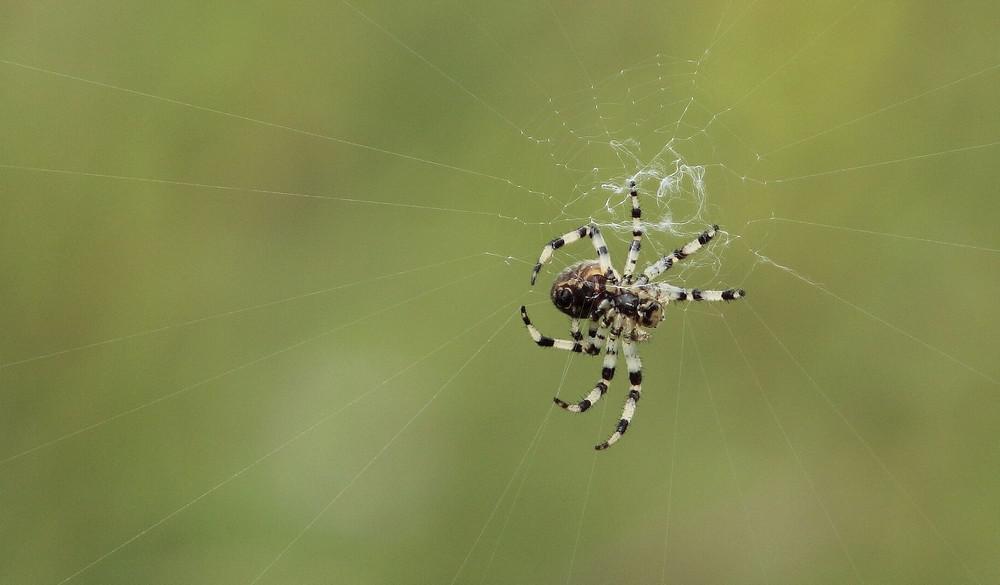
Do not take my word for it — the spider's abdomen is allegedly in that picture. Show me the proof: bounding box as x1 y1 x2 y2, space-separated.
550 260 609 319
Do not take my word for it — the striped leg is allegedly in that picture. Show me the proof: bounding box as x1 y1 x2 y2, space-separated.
573 318 606 356
531 224 617 285
555 333 619 413
520 306 584 352
656 284 745 302
596 338 642 450
582 322 608 356
636 224 720 285
582 298 614 355
622 180 643 282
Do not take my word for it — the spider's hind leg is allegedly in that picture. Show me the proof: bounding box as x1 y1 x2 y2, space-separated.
596 337 642 450
554 331 619 413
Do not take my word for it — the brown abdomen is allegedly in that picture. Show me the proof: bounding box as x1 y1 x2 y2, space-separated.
550 260 609 319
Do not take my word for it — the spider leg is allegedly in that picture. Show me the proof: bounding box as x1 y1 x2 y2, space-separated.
572 318 603 356
582 321 609 356
581 299 615 353
554 328 619 413
655 284 746 302
531 224 618 285
622 180 644 282
596 337 642 450
636 224 720 284
520 306 585 352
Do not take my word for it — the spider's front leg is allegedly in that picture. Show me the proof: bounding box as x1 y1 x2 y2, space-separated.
636 224 721 285
531 224 618 285
656 284 746 302
622 180 644 283
596 336 642 450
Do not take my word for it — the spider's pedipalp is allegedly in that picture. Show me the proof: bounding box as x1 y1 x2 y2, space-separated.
581 322 607 356
596 337 642 450
571 318 606 356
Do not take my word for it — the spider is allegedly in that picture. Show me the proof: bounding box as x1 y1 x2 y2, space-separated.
520 180 745 450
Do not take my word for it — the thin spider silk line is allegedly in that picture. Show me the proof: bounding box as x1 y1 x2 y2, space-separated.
718 314 865 584
0 163 555 223
248 309 521 585
0 59 551 201
745 216 1000 254
0 251 510 371
563 392 608 585
699 0 762 63
4 3 998 583
660 313 687 585
475 401 558 584
767 140 1000 184
449 352 572 585
744 302 984 585
688 324 770 584
3 17 728 584
759 62 1000 159
751 250 998 385
0 262 508 467
51 295 526 585
542 0 629 175
456 9 993 580
714 1 864 119
339 0 527 137
559 8 999 194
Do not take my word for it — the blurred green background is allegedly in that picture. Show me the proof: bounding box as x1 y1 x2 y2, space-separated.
2 1 998 583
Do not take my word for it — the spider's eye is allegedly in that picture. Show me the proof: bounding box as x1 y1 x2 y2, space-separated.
554 287 574 309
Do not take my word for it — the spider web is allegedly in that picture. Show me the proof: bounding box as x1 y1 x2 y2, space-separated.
1 1 999 584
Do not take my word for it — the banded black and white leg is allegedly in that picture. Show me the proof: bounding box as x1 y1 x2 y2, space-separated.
655 284 746 302
622 180 643 282
596 336 642 450
555 328 619 413
520 306 588 352
531 224 618 285
636 224 720 285
572 318 605 356
586 300 616 352
579 320 608 356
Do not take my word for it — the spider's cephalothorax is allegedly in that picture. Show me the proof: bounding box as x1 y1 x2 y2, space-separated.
521 180 746 450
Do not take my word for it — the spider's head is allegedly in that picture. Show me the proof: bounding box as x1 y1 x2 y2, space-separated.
638 301 664 327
